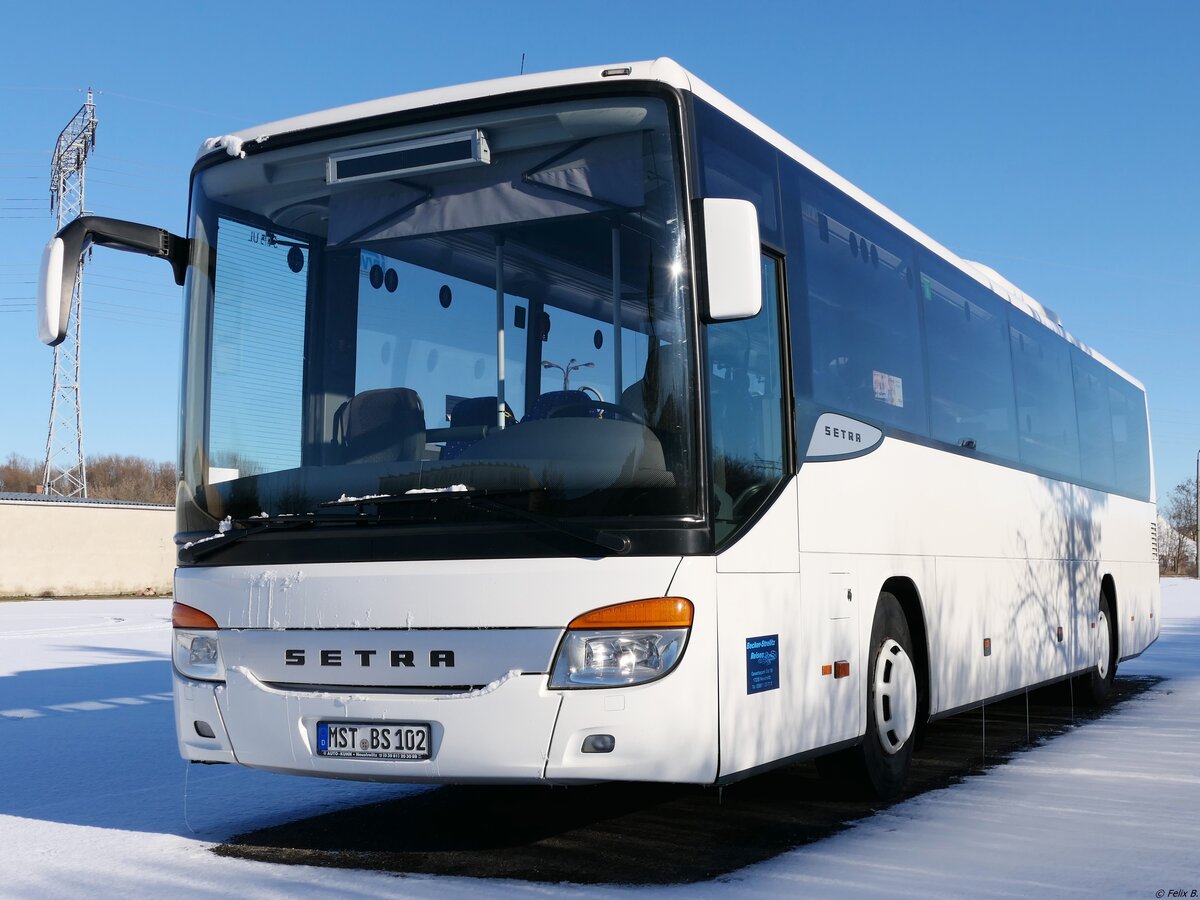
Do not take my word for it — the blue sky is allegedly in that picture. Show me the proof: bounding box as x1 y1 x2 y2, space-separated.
1 1 1197 494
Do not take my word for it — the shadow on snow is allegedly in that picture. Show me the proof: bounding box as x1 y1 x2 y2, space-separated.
0 660 418 838
214 674 1160 885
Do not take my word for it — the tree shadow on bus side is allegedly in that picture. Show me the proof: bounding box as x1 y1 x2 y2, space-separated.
214 673 1159 884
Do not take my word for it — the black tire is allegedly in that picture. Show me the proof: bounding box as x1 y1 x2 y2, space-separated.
1076 592 1117 705
858 592 918 799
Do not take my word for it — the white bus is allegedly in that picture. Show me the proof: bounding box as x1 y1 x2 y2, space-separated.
38 59 1159 797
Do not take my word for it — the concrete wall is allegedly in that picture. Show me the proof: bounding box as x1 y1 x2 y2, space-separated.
0 498 175 597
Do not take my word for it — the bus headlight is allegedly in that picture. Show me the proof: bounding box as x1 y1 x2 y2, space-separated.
550 629 688 687
172 602 225 682
549 597 692 689
173 631 225 681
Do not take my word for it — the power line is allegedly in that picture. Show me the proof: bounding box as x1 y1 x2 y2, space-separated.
91 88 238 121
88 272 185 289
97 153 177 172
89 165 177 183
0 84 86 94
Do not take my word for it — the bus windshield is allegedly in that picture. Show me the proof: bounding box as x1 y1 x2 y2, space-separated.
179 96 696 535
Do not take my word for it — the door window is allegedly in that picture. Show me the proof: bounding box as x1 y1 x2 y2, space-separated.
708 253 788 544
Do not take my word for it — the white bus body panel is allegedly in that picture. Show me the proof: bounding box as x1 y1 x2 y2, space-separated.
712 481 866 778
794 435 1159 717
173 555 721 783
174 556 681 630
708 431 1158 782
544 555 719 783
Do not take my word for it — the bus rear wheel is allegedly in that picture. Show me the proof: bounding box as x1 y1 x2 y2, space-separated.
1076 593 1117 705
858 592 918 798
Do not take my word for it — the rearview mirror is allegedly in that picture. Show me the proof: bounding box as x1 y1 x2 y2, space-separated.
701 198 762 322
37 215 189 346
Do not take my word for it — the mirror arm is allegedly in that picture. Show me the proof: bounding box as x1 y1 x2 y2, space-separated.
60 215 190 286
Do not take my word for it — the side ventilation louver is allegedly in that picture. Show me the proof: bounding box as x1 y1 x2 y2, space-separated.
1150 521 1158 561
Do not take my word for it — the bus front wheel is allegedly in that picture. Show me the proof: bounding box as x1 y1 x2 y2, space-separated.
859 592 918 798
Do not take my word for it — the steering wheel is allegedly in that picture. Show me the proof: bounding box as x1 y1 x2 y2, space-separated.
547 401 646 425
732 481 769 519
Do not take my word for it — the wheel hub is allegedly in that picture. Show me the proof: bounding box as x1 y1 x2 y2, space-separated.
1097 609 1111 680
873 638 917 755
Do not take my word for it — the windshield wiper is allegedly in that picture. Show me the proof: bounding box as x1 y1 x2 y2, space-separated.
321 489 631 555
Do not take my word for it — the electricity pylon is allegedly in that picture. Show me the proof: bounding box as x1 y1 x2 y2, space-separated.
42 89 97 497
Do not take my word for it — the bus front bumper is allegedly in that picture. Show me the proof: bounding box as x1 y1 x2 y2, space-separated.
174 666 718 784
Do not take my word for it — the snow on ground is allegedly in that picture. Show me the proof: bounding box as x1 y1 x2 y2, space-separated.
1 582 1198 899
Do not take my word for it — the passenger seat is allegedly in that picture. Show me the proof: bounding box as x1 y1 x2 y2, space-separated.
332 387 426 464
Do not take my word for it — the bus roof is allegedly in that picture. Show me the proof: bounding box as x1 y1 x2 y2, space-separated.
200 58 1141 390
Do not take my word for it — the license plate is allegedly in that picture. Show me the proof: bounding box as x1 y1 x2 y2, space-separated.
316 721 432 760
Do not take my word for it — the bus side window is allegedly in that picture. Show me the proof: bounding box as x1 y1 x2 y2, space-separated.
795 180 927 437
919 252 1019 461
1009 310 1081 480
708 254 787 544
1107 374 1151 499
1072 349 1117 488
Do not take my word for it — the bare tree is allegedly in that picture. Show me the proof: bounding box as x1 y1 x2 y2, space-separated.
1160 477 1197 576
0 452 176 505
87 454 177 505
0 454 42 494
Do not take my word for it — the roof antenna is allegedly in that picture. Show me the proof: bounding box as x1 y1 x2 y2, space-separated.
520 53 525 75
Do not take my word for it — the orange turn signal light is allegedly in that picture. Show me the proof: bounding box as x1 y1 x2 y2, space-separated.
568 597 693 630
172 602 219 630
